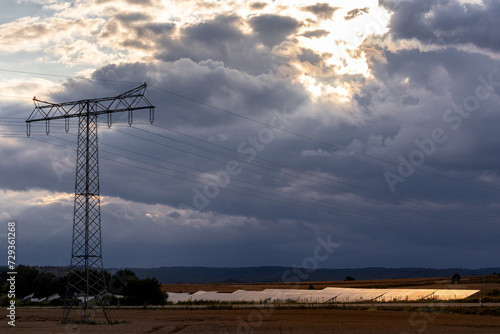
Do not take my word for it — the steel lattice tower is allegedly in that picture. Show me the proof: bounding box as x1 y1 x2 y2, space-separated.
26 84 155 323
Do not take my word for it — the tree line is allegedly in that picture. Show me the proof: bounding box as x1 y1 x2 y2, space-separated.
0 265 166 306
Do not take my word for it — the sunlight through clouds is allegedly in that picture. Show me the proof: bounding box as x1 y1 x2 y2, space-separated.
0 0 392 100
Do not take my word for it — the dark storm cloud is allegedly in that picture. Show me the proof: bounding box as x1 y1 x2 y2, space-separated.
370 47 499 100
183 14 242 44
344 7 370 20
381 0 500 52
99 15 176 51
0 136 75 193
299 3 341 20
4 0 500 269
155 14 276 75
363 45 500 204
31 59 309 214
402 94 419 106
38 45 500 232
249 14 301 47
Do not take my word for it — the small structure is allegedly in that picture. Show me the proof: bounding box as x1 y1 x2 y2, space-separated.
47 293 61 302
21 293 34 303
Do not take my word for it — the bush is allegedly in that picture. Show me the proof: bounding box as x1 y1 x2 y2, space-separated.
488 289 500 297
0 295 11 307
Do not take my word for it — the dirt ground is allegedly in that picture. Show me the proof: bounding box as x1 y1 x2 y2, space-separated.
3 307 500 334
4 276 499 333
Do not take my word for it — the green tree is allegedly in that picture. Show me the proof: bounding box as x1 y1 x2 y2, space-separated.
107 269 137 295
33 272 58 297
122 277 166 306
16 265 40 298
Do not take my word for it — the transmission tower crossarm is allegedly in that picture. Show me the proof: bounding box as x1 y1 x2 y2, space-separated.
26 83 154 134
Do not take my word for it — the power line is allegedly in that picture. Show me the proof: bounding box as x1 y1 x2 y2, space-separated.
32 134 490 236
148 85 500 193
55 133 412 224
2 119 491 223
2 120 496 230
3 68 499 238
118 124 496 227
14 119 496 229
1 67 497 192
38 133 497 237
31 136 367 221
0 68 142 85
54 128 499 233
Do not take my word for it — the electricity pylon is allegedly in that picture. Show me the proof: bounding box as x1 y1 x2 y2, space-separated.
26 83 155 323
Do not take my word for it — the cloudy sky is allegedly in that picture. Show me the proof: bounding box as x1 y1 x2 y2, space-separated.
1 0 499 270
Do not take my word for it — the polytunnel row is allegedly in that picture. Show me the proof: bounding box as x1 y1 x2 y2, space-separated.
166 287 479 304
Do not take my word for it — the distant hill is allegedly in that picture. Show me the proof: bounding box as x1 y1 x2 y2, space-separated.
3 266 498 284
113 266 500 284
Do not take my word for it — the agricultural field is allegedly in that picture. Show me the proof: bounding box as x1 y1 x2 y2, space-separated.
4 275 500 333
4 307 500 333
162 274 500 301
